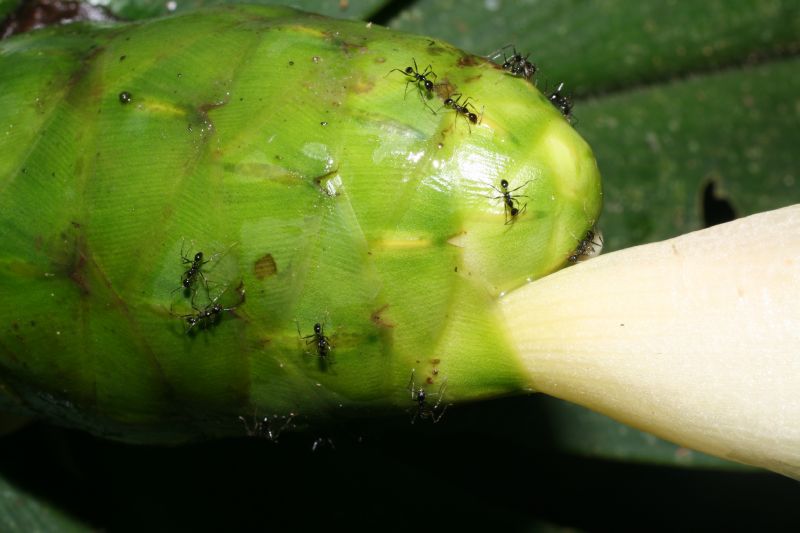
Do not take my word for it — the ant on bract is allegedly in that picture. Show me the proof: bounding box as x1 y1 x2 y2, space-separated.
386 58 438 113
297 321 334 368
172 240 237 303
407 369 448 424
489 179 531 225
175 282 245 334
567 229 603 264
489 45 537 80
238 411 294 443
548 81 574 121
172 241 210 302
442 93 482 131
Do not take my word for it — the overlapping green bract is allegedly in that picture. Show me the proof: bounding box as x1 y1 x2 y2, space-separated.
0 5 601 442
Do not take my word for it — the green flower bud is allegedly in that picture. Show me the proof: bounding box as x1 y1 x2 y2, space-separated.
0 5 601 442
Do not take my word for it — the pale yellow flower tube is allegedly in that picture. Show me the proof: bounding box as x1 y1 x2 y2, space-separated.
500 204 800 478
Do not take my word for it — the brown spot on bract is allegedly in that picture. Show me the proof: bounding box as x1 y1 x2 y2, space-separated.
69 249 90 296
54 221 91 297
434 79 455 100
370 304 395 328
427 43 448 56
457 54 481 67
254 254 277 280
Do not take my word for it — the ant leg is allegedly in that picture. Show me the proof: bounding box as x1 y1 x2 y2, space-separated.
407 369 417 398
486 184 505 199
385 67 407 78
238 415 254 436
403 79 412 100
432 403 448 423
433 379 448 409
506 180 532 194
418 88 437 114
424 64 437 83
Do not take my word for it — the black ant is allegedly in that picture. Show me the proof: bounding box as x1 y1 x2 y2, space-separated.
176 283 244 333
548 82 573 120
568 229 603 264
442 93 481 128
239 411 294 442
300 322 333 360
490 45 537 80
387 58 438 113
489 179 531 224
408 369 448 424
173 243 209 300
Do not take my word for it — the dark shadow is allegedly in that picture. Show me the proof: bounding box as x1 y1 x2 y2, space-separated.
368 0 418 25
2 397 799 531
702 180 737 228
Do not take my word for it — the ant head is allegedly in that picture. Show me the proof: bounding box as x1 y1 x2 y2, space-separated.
186 316 198 326
468 113 478 124
314 323 322 334
510 207 519 216
444 97 454 106
182 278 191 288
194 252 203 262
424 80 433 91
417 389 426 403
404 66 414 74
500 179 509 188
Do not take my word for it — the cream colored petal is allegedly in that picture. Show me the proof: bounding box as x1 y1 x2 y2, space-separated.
500 205 800 478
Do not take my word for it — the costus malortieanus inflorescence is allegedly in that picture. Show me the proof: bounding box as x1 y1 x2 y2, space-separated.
0 5 602 443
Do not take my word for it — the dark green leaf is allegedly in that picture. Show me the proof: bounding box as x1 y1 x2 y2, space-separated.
387 0 800 95
0 0 21 22
105 0 389 21
542 398 755 470
578 56 800 250
0 472 89 533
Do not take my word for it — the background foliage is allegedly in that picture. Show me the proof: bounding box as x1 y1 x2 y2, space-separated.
1 0 799 530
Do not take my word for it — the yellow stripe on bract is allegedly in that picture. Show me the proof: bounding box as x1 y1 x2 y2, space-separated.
285 24 327 38
543 119 591 201
372 234 433 250
138 100 187 117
